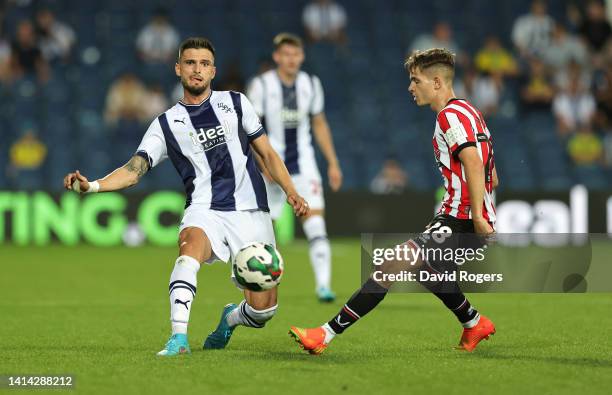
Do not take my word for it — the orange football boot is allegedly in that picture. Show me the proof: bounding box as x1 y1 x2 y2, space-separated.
288 326 328 355
457 315 496 352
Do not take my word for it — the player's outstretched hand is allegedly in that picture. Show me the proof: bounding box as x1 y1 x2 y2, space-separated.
63 170 90 193
328 164 343 192
287 193 310 217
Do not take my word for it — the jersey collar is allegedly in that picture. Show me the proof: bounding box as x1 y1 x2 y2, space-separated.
446 97 463 106
178 90 213 108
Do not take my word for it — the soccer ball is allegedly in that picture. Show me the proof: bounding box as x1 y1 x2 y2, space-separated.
232 242 284 291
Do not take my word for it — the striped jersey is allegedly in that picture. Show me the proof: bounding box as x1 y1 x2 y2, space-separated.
433 98 496 224
136 90 268 211
247 69 324 175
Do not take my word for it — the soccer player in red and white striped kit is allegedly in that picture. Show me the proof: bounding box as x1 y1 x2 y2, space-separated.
290 48 498 354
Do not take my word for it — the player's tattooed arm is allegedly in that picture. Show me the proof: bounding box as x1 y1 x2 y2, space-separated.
86 155 149 192
123 155 149 179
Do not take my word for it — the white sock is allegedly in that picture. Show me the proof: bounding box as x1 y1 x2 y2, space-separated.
302 215 332 290
462 313 481 329
226 300 277 328
168 255 200 335
322 323 337 344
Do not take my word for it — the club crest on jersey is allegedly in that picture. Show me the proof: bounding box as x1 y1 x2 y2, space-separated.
217 102 233 113
190 120 233 151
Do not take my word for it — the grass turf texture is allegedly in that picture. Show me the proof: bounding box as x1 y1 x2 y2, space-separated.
1 240 611 395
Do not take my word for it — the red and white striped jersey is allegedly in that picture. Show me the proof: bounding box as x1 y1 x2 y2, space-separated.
432 98 496 224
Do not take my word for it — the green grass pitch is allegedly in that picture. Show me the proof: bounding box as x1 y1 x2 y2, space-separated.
1 240 611 394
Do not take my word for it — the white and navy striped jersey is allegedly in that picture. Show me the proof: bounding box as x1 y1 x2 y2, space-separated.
433 98 496 224
136 90 268 211
247 69 324 175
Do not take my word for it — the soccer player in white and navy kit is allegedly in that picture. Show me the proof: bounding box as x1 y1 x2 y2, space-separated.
247 33 342 302
290 48 498 355
63 38 309 356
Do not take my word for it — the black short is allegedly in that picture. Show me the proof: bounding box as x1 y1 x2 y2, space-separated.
412 214 485 272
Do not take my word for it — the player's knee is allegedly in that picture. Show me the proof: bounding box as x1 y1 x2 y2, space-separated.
302 214 327 241
178 227 211 263
247 303 278 327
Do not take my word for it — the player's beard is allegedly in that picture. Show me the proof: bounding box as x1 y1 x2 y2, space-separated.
181 77 208 96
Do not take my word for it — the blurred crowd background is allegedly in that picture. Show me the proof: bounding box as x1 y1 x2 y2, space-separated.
1 0 611 193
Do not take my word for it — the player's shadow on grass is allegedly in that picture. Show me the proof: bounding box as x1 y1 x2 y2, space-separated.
471 351 612 368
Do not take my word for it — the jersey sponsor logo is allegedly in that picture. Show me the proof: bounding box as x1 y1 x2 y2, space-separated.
189 121 233 151
174 117 186 124
281 108 300 128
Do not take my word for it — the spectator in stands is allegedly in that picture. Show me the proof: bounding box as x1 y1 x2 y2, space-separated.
216 61 245 92
474 36 519 78
456 68 501 116
9 129 47 171
10 19 48 82
542 23 588 70
104 73 150 125
594 63 612 129
520 58 555 112
567 127 603 165
511 0 554 58
578 0 611 55
370 159 409 194
410 22 460 54
553 66 596 136
302 0 347 45
143 83 169 121
35 8 75 63
554 59 592 91
136 8 179 64
409 22 467 67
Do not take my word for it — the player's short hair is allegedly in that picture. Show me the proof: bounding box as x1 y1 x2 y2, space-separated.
177 37 216 62
273 33 303 50
404 48 455 80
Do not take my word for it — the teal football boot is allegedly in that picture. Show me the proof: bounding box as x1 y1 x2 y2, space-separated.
157 333 191 356
317 287 336 303
203 303 238 350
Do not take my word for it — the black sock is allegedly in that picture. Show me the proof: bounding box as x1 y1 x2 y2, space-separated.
327 278 388 334
418 264 479 325
431 291 478 325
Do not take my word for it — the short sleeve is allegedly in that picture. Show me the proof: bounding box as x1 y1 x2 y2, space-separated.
135 117 168 168
437 110 476 158
240 93 265 142
246 76 265 117
310 75 325 115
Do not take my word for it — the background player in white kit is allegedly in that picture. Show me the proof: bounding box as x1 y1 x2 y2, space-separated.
63 37 309 356
247 33 342 302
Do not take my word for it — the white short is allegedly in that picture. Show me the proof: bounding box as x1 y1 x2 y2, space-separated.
179 205 276 264
265 173 325 219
